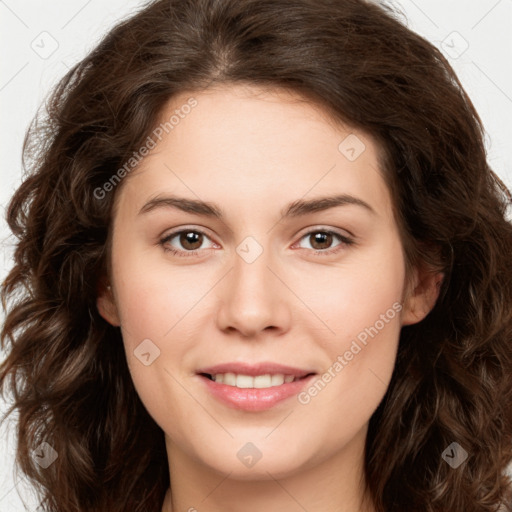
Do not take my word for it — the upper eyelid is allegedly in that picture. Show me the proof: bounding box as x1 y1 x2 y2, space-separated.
161 225 216 239
295 224 354 239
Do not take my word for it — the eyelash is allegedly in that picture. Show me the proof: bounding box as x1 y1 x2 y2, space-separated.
159 227 355 258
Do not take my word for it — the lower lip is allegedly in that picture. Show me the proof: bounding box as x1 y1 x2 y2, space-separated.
198 374 316 412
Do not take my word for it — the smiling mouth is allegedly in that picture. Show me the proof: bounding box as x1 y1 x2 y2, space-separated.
199 372 316 389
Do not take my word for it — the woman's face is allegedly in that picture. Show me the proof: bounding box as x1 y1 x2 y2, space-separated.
98 84 437 480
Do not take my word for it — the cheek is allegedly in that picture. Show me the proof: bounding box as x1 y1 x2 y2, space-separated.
293 237 405 417
109 247 210 425
111 243 209 344
293 303 402 465
294 235 406 348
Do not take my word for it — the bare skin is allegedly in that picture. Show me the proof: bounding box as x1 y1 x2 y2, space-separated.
97 84 442 512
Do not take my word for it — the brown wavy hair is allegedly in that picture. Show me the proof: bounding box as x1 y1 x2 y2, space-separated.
1 0 512 511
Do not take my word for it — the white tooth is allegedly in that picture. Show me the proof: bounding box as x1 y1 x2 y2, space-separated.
212 373 293 388
253 374 272 388
236 374 254 388
223 372 236 386
271 374 285 386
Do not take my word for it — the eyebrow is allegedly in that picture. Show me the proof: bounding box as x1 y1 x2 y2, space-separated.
138 193 377 218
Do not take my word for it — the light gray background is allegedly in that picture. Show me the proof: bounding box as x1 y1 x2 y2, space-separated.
1 1 511 510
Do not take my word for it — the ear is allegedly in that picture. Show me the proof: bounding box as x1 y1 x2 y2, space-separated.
96 280 121 327
401 263 444 326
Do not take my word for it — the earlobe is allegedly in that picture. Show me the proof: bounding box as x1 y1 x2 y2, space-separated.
401 266 444 326
96 283 121 326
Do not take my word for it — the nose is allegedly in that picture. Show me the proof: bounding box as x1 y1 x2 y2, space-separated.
215 245 292 338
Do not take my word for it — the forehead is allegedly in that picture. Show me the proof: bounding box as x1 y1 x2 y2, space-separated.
114 84 394 224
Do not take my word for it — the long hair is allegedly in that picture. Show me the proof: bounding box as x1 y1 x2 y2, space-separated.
1 0 511 510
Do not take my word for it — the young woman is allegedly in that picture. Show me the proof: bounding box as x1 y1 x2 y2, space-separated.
1 0 511 511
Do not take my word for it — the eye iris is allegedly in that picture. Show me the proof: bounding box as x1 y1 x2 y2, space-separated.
180 231 203 250
310 232 332 250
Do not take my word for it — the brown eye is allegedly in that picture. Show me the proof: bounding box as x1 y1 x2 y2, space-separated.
160 228 216 256
295 229 354 256
309 232 334 250
179 231 203 250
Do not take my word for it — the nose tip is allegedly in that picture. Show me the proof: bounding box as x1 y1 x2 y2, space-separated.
215 251 291 338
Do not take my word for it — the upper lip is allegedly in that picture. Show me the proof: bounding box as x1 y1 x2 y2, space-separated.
196 362 316 378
